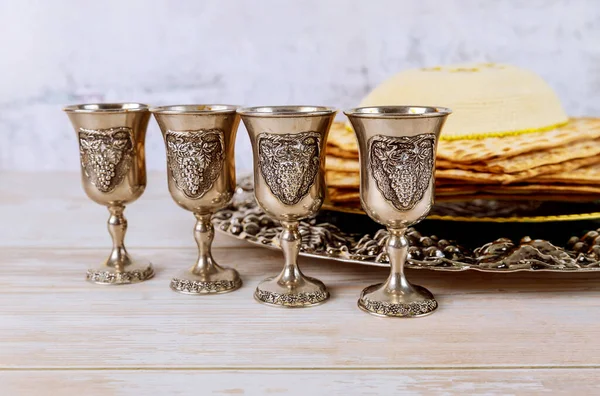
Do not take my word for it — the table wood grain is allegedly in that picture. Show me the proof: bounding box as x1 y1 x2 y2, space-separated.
1 172 599 395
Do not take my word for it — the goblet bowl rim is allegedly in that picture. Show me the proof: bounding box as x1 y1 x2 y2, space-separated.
149 104 240 114
344 105 452 118
237 105 337 118
63 103 149 113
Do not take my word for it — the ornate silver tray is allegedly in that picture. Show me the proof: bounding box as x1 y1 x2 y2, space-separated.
213 178 600 273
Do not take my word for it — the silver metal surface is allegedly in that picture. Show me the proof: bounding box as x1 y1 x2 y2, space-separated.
345 105 451 317
152 104 242 294
64 103 154 284
239 105 337 307
369 134 435 211
213 177 600 273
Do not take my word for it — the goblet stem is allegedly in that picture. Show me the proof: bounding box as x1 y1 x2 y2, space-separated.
253 220 329 307
169 213 242 294
192 213 218 274
356 227 438 317
384 228 414 293
277 221 304 285
106 204 131 271
85 204 154 285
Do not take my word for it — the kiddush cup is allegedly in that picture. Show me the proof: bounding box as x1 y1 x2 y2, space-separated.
239 106 337 308
151 105 242 294
345 106 451 317
63 103 154 284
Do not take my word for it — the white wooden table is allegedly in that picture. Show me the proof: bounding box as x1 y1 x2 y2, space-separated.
2 172 600 395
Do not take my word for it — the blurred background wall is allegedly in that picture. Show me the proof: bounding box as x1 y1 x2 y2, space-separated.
1 0 599 172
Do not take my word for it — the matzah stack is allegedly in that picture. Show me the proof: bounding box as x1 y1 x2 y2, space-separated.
326 63 600 208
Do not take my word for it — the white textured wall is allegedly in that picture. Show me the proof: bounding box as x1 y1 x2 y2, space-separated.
1 0 599 172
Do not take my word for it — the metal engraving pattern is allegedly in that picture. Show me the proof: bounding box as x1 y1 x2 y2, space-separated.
255 289 329 307
170 278 241 294
78 127 134 193
369 134 435 211
165 129 224 199
211 177 600 272
86 265 154 285
258 132 320 205
361 298 438 317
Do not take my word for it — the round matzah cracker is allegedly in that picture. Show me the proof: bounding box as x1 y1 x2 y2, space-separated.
530 163 600 185
326 185 481 204
325 155 360 173
436 156 600 184
484 137 600 173
326 169 474 188
327 153 600 187
473 184 600 195
331 118 600 165
436 169 504 184
327 187 360 202
327 122 358 153
436 160 491 172
325 146 358 159
326 171 359 188
437 118 600 163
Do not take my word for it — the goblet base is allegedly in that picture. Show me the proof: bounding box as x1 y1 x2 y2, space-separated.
358 283 438 318
170 267 242 295
254 275 330 308
86 259 154 285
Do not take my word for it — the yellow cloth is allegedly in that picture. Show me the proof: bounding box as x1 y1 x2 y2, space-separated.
357 63 569 140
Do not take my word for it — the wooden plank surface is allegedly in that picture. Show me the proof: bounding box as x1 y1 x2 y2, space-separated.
0 172 246 248
2 369 599 395
2 247 599 369
2 172 600 394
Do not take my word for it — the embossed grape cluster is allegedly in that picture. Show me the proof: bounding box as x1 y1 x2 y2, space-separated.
353 228 466 262
568 229 600 258
178 156 202 196
404 229 465 262
90 154 117 191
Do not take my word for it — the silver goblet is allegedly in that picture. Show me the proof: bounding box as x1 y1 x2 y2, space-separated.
151 105 242 294
239 106 337 307
64 103 154 285
345 106 451 317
